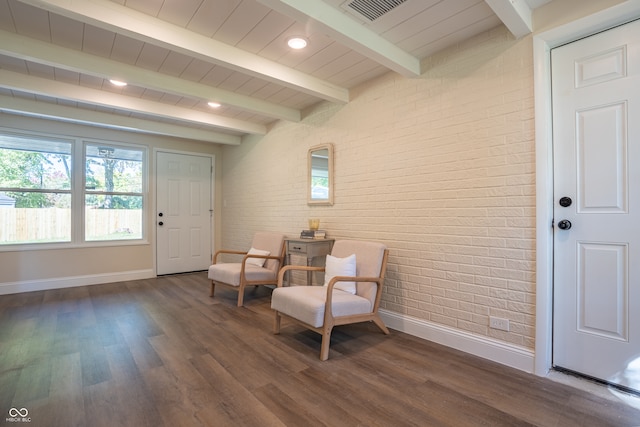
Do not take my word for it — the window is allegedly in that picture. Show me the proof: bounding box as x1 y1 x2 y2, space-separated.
0 130 147 247
0 133 72 244
84 144 144 241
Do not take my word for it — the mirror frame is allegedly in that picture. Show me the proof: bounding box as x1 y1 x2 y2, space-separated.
307 143 334 205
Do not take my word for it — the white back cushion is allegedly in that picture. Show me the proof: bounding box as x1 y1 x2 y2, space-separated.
324 254 357 294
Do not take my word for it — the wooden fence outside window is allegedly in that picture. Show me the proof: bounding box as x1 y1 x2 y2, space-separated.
0 208 142 243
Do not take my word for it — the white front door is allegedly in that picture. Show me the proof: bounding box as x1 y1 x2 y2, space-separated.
156 151 213 275
552 19 640 392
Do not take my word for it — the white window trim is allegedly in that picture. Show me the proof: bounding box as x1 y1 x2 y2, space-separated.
0 127 149 251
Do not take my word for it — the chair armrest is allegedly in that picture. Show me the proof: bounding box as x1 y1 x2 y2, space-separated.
325 276 383 291
277 265 325 287
324 276 384 316
212 249 247 264
239 253 284 273
241 253 282 264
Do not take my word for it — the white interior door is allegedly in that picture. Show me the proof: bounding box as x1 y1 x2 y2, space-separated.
552 19 640 392
156 151 212 275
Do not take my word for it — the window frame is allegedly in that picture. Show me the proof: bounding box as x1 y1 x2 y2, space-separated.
0 128 149 251
82 140 147 243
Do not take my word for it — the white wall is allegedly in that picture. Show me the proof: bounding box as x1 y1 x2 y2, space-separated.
222 25 536 367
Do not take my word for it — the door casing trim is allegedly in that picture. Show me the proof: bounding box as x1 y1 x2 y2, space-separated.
153 148 216 276
533 2 640 377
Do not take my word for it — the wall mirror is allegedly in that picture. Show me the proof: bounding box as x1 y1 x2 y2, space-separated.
308 143 334 205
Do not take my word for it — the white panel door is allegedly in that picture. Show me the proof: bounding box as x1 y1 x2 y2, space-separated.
552 19 640 392
156 152 212 275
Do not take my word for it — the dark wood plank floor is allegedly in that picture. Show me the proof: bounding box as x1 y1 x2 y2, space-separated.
1 273 639 427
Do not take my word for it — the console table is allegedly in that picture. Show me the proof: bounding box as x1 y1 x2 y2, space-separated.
285 238 334 285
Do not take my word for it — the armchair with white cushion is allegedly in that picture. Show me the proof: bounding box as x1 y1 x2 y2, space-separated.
271 240 390 360
208 232 286 307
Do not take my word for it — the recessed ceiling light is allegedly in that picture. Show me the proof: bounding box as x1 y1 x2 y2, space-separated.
287 36 308 50
207 101 221 108
109 79 127 87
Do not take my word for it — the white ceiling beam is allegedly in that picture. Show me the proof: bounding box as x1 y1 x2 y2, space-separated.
0 30 300 123
257 0 421 77
0 96 241 145
484 0 533 39
16 0 349 103
0 69 266 135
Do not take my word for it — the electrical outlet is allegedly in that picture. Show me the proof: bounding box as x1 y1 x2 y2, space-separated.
489 316 510 332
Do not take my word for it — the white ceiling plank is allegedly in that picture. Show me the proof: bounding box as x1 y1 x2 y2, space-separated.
15 0 350 103
0 69 267 134
110 34 146 65
484 0 533 38
413 15 502 60
400 2 496 53
250 82 287 101
0 94 241 145
218 72 253 92
175 97 199 109
53 68 80 85
0 55 29 73
0 30 301 122
121 0 164 17
214 0 271 46
296 42 351 76
158 51 193 77
81 24 116 57
159 93 183 105
259 20 319 65
25 62 55 80
135 43 169 71
256 0 421 77
119 84 146 99
200 66 235 87
7 0 51 42
0 1 17 32
79 73 104 90
49 13 85 50
140 88 164 102
382 0 480 45
186 0 242 38
236 10 293 54
179 58 215 82
157 0 203 28
235 78 269 97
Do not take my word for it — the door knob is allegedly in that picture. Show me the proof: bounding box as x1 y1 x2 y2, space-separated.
557 219 571 230
559 197 572 207
158 221 164 226
159 212 164 217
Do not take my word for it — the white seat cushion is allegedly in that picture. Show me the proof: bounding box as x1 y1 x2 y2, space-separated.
271 286 372 328
208 263 276 286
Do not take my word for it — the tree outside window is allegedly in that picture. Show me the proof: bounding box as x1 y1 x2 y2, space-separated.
85 144 144 241
0 134 72 244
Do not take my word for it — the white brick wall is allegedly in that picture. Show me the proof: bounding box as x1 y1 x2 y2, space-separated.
222 26 536 350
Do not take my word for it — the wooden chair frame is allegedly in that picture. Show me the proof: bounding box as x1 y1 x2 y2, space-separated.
273 249 389 360
210 243 286 307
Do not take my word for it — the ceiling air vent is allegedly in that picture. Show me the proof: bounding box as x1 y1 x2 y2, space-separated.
342 0 408 22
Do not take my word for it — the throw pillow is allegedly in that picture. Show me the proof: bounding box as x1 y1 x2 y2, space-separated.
324 254 357 294
246 247 270 267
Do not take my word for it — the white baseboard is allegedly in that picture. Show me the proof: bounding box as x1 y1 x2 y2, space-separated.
379 309 535 374
0 269 155 295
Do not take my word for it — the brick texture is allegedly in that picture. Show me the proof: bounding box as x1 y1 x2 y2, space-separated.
221 26 536 350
